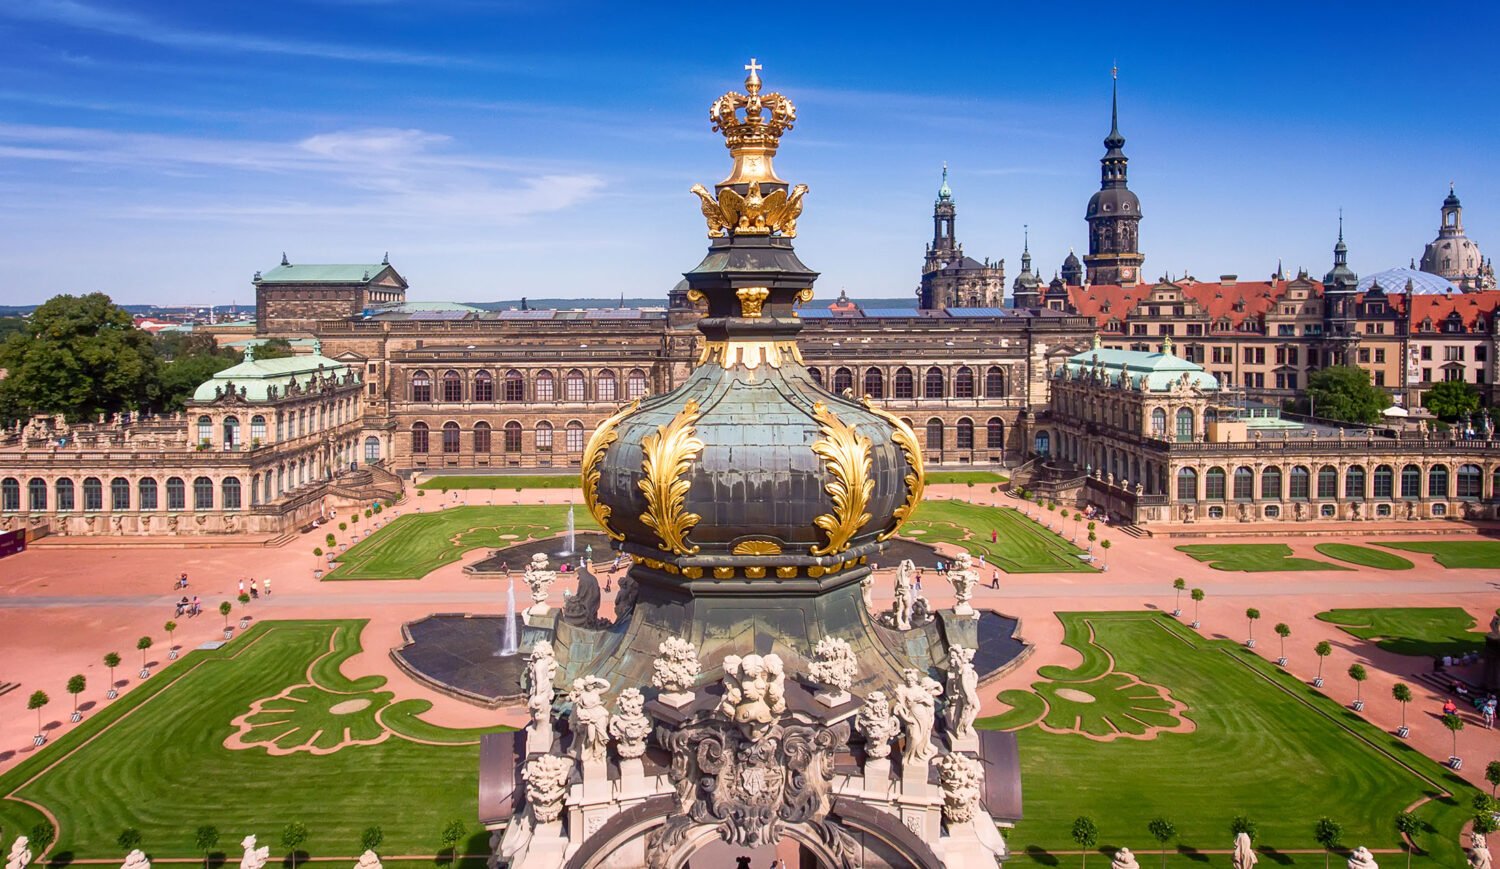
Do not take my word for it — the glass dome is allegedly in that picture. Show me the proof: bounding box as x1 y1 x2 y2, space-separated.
1357 267 1458 295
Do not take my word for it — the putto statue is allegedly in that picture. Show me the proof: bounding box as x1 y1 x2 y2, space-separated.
522 754 574 824
239 836 270 869
523 553 556 618
352 851 382 869
937 752 983 824
1111 847 1141 869
651 637 701 707
946 645 980 740
885 559 915 630
121 850 151 869
856 690 900 759
1469 832 1492 869
947 551 978 617
1232 832 1258 869
5 838 30 869
609 687 651 760
568 675 612 764
892 668 944 764
718 653 786 741
1346 846 1378 869
808 636 858 706
526 640 558 751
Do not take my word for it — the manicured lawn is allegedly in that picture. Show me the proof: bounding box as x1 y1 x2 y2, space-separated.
926 470 1009 485
1313 543 1415 570
984 612 1475 868
326 504 597 580
416 474 582 490
1376 540 1500 569
900 500 1097 573
1175 543 1346 572
0 621 500 861
1317 607 1489 659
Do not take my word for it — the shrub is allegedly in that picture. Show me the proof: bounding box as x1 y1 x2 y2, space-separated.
313 547 323 557
338 522 347 532
325 533 336 546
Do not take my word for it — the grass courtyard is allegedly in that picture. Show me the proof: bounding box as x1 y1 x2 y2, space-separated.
925 470 1009 485
1316 607 1490 659
983 612 1476 867
1375 541 1500 569
1313 543 1415 571
901 499 1097 573
1174 543 1347 572
326 505 596 580
415 474 582 490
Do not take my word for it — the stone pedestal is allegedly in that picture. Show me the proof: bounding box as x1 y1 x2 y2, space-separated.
617 757 648 799
863 757 891 796
952 602 975 618
526 720 554 756
948 733 980 754
656 691 694 709
900 756 932 798
580 757 610 803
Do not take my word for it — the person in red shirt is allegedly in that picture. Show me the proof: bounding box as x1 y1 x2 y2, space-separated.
1443 698 1459 717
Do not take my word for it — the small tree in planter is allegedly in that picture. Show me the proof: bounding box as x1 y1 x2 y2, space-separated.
1100 538 1112 569
1392 683 1413 737
1245 608 1261 648
28 690 49 745
1443 712 1465 768
360 826 384 856
137 635 153 678
1487 760 1500 796
118 828 143 853
440 818 468 868
282 822 309 869
220 601 234 638
1313 640 1332 687
165 620 179 660
1071 816 1099 869
1347 664 1368 711
104 651 122 699
1313 817 1342 869
1087 529 1097 556
326 532 337 547
1147 817 1176 869
1394 811 1419 869
66 674 85 722
1189 588 1205 628
238 593 252 628
1171 578 1186 616
338 522 347 532
1274 623 1291 666
196 825 220 869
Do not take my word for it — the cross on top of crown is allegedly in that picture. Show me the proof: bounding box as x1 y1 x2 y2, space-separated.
744 57 763 93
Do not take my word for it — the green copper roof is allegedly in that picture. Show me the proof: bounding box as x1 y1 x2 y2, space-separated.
257 264 386 284
1061 347 1219 392
191 353 354 402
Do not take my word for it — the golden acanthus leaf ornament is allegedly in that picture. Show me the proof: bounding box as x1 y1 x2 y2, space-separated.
580 398 640 542
809 402 874 557
862 397 926 541
638 401 705 555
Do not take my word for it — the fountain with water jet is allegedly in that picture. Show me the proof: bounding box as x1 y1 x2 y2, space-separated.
496 577 519 657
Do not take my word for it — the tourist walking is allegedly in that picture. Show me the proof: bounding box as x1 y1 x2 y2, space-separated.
190 595 201 616
250 578 259 599
238 579 245 597
990 529 997 543
991 569 1000 589
178 572 189 589
264 578 272 598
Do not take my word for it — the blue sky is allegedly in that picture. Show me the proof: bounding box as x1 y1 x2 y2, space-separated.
0 0 1495 306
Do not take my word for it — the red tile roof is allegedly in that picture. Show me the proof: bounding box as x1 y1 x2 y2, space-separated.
1403 290 1500 332
1065 279 1324 330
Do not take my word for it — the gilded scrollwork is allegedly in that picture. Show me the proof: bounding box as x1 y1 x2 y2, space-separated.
809 402 873 556
735 287 770 318
638 401 705 555
863 397 926 541
580 398 639 542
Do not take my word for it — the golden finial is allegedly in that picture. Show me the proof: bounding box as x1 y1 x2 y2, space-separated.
692 60 808 238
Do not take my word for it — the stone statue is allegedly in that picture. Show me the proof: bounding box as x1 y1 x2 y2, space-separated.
5 837 30 869
887 559 915 630
121 850 150 869
718 653 787 741
892 668 943 765
1469 832 1491 869
911 595 934 627
613 575 639 624
937 752 983 824
860 573 874 613
561 565 603 628
526 641 557 751
808 636 858 706
1346 846 1377 869
947 551 978 616
522 754 574 824
239 836 270 869
651 637 701 707
523 553 556 618
946 645 980 740
856 690 900 759
353 851 381 869
608 687 651 760
1112 848 1141 869
1232 832 1257 869
567 675 612 764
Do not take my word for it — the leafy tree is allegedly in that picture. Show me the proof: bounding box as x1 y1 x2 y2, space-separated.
1172 578 1186 611
28 689 49 735
1100 538 1112 566
1297 365 1392 425
104 651 121 692
118 828 143 852
1147 817 1176 869
441 819 468 867
1421 380 1480 423
1229 815 1257 841
220 600 233 628
1394 811 1419 869
281 822 309 869
254 337 296 360
196 825 221 869
1474 809 1500 836
0 293 161 424
1313 817 1343 869
1274 623 1291 659
1245 608 1261 642
67 674 86 715
1444 713 1465 759
360 826 384 855
155 333 239 413
1190 588 1205 623
1072 816 1099 869
1487 760 1500 797
0 316 26 342
165 620 178 648
138 635 153 668
1314 641 1332 680
1393 683 1412 731
1348 664 1367 704
30 821 56 857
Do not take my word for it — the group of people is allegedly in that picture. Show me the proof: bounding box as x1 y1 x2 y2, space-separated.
1444 689 1498 728
174 596 201 617
236 578 271 599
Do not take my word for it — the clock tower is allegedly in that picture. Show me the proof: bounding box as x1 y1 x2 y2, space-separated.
1083 69 1144 287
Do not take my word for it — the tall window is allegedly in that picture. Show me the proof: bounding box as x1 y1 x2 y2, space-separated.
504 421 523 452
443 421 461 453
83 477 103 511
411 422 430 454
894 368 914 399
411 371 432 402
1458 464 1482 499
28 478 46 511
474 422 492 453
924 368 945 399
1175 408 1194 443
111 477 130 511
474 371 494 402
535 371 555 402
564 370 586 402
1317 466 1337 499
954 367 975 399
251 415 266 443
193 476 214 511
597 370 617 402
1261 467 1282 500
364 437 380 463
833 368 854 395
1151 408 1167 436
1 478 19 512
1373 465 1394 499
1401 464 1421 499
956 418 974 449
1177 468 1198 501
986 418 1004 449
138 477 158 511
1204 467 1227 500
925 418 944 449
197 416 212 445
536 421 554 451
1344 466 1366 500
864 368 884 399
56 478 75 511
567 421 585 452
985 367 1006 398
223 416 240 449
222 477 241 510
1428 465 1449 498
626 369 648 400
442 370 462 402
166 477 186 511
504 370 525 402
1233 467 1253 500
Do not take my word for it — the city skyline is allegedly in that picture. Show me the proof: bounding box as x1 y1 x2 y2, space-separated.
0 0 1495 306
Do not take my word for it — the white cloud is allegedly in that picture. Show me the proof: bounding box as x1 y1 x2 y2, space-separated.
298 128 453 161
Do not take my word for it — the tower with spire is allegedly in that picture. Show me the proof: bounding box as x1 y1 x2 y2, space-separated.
1083 68 1144 287
1011 227 1042 308
1321 213 1360 364
917 164 1007 308
1418 184 1493 290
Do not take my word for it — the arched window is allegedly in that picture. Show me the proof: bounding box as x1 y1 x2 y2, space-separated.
1151 408 1167 436
28 478 47 511
535 370 555 402
925 418 944 450
956 418 974 449
56 478 75 512
894 367 914 399
83 477 103 511
536 421 554 451
193 476 213 511
1261 467 1282 500
250 415 266 444
1317 466 1338 499
138 477 158 511
197 415 212 446
954 367 975 399
1233 467 1254 500
1 478 19 512
808 368 823 388
504 421 523 452
924 367 945 399
985 367 1006 398
1204 467 1227 500
832 367 854 395
441 370 462 402
567 420 585 452
1344 466 1366 500
1373 465 1394 499
364 437 380 463
1175 408 1194 443
411 370 432 402
411 422 430 454
223 416 240 450
565 370 586 402
442 421 461 453
474 421 492 453
1177 467 1198 501
111 477 130 511
597 370 617 402
864 368 884 399
474 370 494 402
222 477 241 511
987 418 1005 449
1034 431 1051 455
504 370 525 402
1457 464 1482 499
1428 465 1449 498
626 369 648 400
166 477 186 511
1401 464 1421 499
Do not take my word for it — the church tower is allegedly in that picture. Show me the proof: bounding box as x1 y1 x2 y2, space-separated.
1419 184 1493 290
917 165 1006 309
924 164 959 275
1321 215 1360 365
1083 70 1144 287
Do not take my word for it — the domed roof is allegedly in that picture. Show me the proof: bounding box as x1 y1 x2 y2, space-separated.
1357 267 1458 295
1063 249 1082 268
1087 186 1140 217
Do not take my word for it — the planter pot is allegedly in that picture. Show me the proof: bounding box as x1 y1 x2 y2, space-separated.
138 667 150 679
168 648 179 660
1450 756 1463 770
314 569 324 580
1352 700 1365 712
1171 608 1182 617
339 544 347 552
33 735 45 747
1312 677 1324 688
1396 725 1410 739
239 618 251 630
107 688 118 699
1245 639 1256 649
70 711 82 723
224 628 234 640
1190 620 1201 629
1275 657 1288 667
